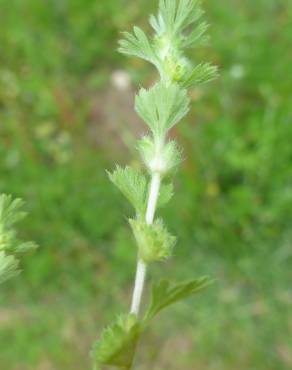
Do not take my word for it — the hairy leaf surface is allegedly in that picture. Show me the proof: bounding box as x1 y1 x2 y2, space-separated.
135 82 190 138
0 194 37 285
0 252 19 284
181 62 218 87
118 26 159 68
93 314 141 369
108 166 148 215
130 218 176 262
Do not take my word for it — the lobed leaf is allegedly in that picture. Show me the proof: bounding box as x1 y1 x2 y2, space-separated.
151 0 206 42
0 195 25 230
0 194 37 285
129 218 176 263
108 166 148 216
181 63 218 88
118 26 160 68
144 277 211 321
135 82 190 138
93 314 141 369
182 21 209 49
0 251 19 285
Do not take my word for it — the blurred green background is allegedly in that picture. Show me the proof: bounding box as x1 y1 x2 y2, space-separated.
0 0 291 369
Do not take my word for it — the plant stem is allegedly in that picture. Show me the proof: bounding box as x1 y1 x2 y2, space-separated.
145 172 161 225
130 172 161 316
130 259 147 316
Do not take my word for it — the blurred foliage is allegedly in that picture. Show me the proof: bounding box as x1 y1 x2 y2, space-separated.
0 0 291 369
173 111 292 258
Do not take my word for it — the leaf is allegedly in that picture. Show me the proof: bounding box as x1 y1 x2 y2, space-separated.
182 21 209 49
173 0 204 33
135 82 190 138
118 26 160 68
108 166 148 215
144 277 211 321
0 195 25 230
13 241 38 254
0 194 37 285
0 251 20 285
129 218 176 263
93 314 141 369
151 0 206 42
181 63 218 88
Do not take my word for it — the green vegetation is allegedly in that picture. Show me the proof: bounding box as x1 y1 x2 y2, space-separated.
0 0 291 369
0 194 37 284
94 2 216 368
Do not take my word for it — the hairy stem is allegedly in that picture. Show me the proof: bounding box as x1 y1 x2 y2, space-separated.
130 172 161 315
